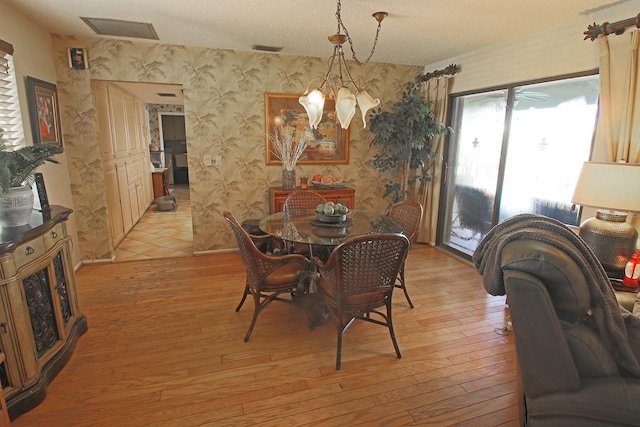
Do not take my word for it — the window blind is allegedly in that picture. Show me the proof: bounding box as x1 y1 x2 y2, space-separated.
0 39 24 147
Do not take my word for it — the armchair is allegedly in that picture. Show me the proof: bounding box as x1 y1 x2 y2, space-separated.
474 214 640 426
385 199 423 308
314 233 410 370
224 211 310 342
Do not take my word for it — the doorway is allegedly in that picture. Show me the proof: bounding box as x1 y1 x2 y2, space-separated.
159 112 188 187
96 81 193 261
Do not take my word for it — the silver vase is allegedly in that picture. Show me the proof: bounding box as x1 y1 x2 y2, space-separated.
282 169 296 190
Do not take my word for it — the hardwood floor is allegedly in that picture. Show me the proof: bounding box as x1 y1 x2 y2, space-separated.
11 244 517 426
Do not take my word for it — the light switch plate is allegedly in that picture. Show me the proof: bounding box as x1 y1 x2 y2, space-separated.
203 155 212 166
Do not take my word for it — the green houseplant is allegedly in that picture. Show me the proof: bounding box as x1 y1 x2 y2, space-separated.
0 128 60 227
369 77 451 203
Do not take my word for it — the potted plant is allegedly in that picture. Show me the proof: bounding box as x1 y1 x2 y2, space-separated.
0 128 60 227
369 77 451 203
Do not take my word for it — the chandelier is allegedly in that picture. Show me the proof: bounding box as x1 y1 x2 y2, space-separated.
299 0 387 130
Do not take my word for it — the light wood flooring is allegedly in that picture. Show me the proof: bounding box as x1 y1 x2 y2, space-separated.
11 244 517 426
115 184 193 261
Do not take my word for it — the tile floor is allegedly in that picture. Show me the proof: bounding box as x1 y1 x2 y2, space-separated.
114 184 193 261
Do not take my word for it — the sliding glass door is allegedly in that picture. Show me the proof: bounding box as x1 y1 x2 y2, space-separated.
440 74 600 257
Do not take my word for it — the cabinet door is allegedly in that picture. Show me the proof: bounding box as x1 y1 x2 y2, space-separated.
128 182 140 224
0 299 21 398
92 81 115 159
117 163 133 233
109 86 130 158
105 166 125 245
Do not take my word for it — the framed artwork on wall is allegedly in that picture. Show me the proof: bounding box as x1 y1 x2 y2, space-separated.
26 76 63 151
68 47 88 70
265 92 349 165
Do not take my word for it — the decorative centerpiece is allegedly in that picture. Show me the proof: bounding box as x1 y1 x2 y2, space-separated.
0 128 60 227
315 201 349 223
269 126 310 190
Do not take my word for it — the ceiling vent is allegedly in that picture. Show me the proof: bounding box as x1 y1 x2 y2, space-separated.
252 45 283 53
80 17 159 40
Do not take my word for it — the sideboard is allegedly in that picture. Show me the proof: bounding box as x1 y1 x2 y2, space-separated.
0 206 86 420
269 186 356 214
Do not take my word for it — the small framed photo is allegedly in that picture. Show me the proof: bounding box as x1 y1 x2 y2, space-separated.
68 47 88 70
26 76 64 150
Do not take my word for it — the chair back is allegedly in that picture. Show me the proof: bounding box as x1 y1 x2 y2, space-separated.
223 211 273 285
385 200 423 243
320 233 410 299
283 191 326 218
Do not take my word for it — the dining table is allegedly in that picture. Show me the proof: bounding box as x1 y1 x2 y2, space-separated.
258 210 403 255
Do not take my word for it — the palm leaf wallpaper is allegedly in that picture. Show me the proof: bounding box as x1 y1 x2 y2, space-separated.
51 36 422 259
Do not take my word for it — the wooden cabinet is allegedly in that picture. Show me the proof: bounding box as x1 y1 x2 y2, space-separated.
269 187 356 214
152 169 170 199
0 206 86 420
92 81 153 249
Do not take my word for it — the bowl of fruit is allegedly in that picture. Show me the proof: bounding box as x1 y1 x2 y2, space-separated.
316 201 349 223
311 175 346 189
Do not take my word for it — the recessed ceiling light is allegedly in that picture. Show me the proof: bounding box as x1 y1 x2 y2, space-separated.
80 17 159 40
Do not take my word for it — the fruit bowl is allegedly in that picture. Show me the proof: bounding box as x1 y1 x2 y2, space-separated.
311 181 347 189
316 213 347 223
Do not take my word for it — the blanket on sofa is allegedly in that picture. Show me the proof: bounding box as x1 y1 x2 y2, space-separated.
472 213 640 378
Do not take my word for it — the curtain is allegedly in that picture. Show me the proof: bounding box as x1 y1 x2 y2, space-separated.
414 76 450 245
595 30 640 163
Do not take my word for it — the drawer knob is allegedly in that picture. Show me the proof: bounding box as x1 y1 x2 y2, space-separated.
51 231 58 239
25 246 34 256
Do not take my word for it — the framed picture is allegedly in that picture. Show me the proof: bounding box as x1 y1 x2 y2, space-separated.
26 76 63 150
265 92 349 165
68 47 88 70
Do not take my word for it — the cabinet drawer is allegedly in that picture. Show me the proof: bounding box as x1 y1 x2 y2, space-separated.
43 224 65 250
13 237 46 271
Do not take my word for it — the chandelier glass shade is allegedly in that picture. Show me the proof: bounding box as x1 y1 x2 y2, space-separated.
299 1 387 130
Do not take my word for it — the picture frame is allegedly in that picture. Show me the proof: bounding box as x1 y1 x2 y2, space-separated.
26 76 64 150
68 47 88 70
265 92 349 165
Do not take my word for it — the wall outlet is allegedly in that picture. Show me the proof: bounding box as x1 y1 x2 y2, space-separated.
203 155 212 166
214 155 222 166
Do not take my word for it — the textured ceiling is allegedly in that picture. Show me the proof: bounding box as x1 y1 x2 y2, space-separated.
3 0 630 66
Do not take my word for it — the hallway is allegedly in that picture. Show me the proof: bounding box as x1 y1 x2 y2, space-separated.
114 184 193 261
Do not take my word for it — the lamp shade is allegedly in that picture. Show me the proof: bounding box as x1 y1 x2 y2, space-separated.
571 162 640 212
299 90 325 129
335 87 357 129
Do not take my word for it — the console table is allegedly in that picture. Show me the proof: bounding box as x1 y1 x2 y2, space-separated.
269 186 355 214
0 206 86 420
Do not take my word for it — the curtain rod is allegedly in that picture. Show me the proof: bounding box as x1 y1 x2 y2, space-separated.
417 64 460 82
583 13 640 41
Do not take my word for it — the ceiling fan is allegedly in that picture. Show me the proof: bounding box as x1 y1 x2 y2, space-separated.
484 88 551 103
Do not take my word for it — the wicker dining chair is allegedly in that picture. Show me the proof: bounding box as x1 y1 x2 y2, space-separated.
283 190 327 218
223 211 310 342
385 199 423 308
314 233 410 370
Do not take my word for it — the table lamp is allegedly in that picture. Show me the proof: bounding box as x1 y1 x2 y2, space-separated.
572 162 640 277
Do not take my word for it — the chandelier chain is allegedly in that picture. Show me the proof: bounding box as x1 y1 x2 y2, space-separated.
335 0 384 66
